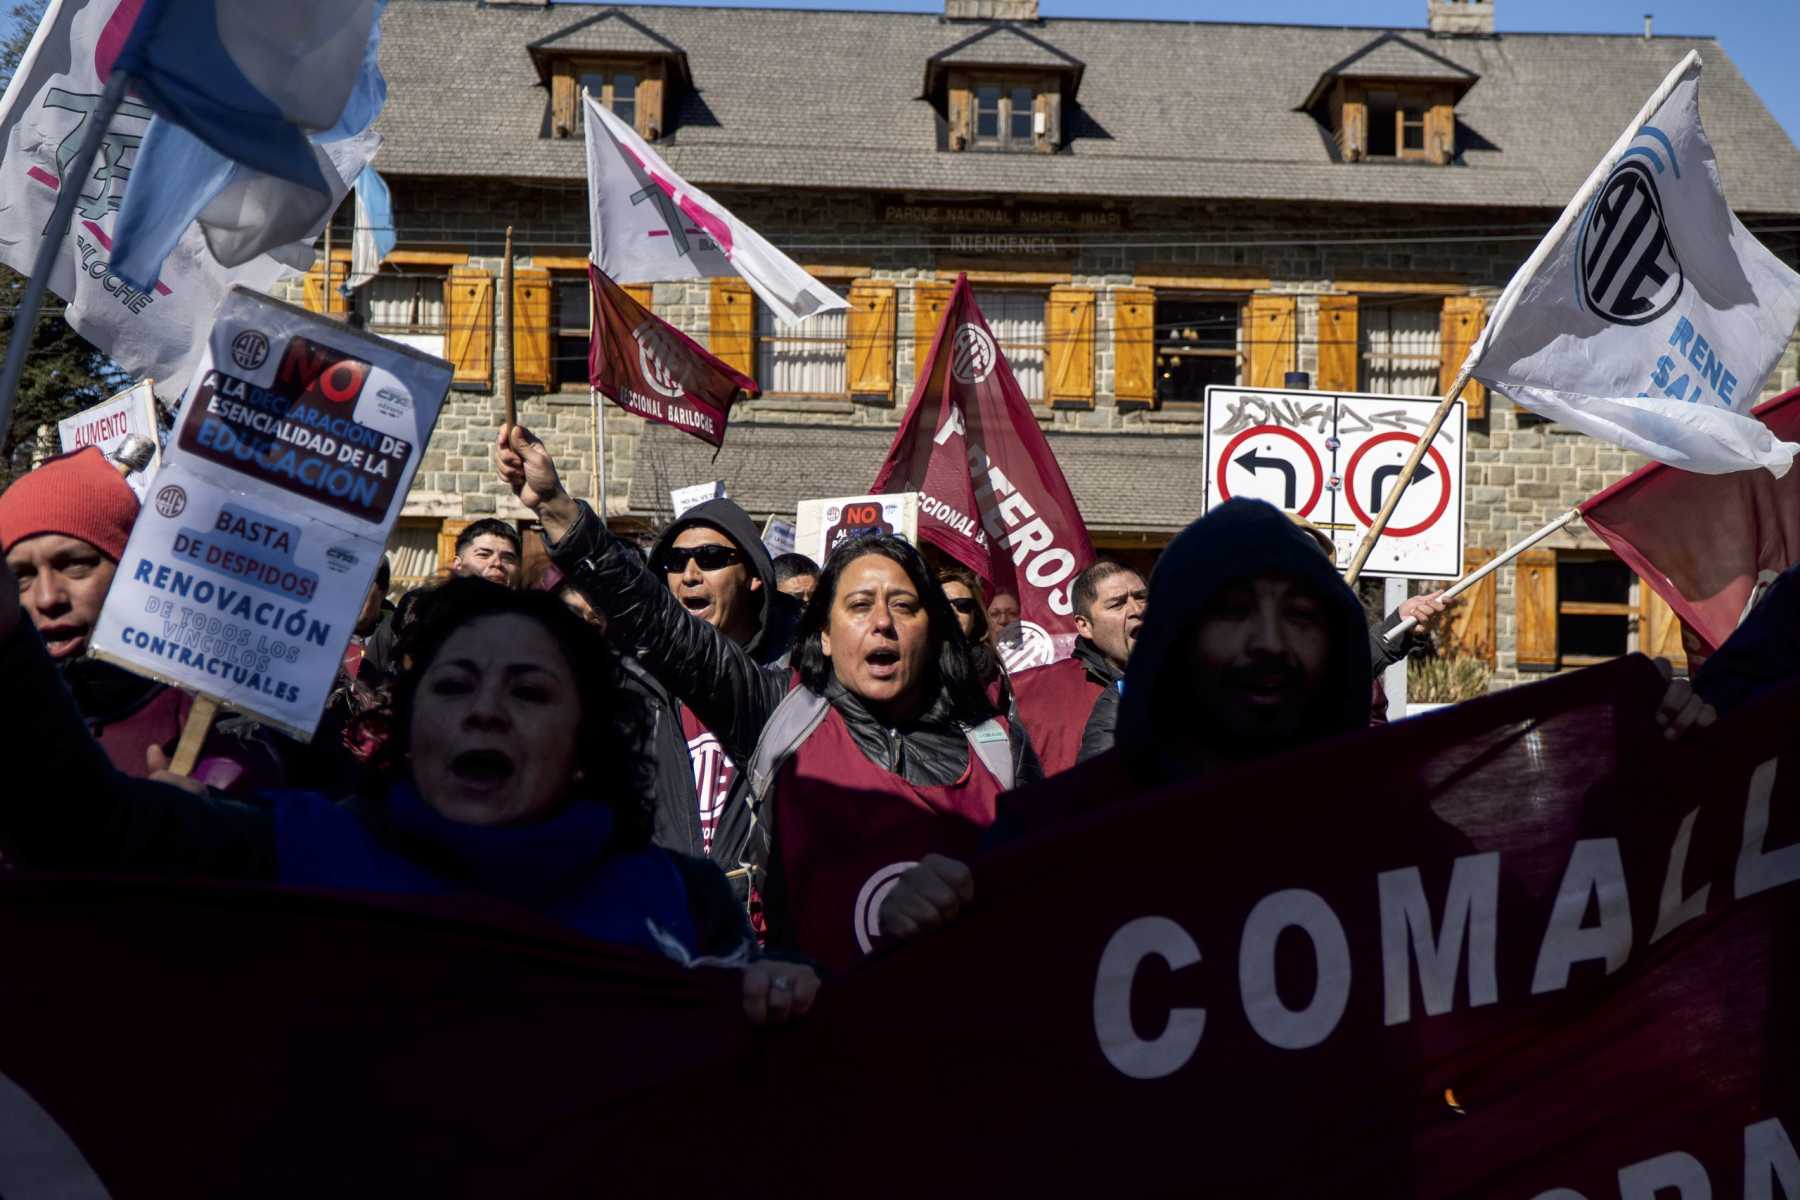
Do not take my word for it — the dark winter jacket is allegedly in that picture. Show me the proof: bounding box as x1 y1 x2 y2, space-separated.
545 499 1040 948
1009 637 1122 777
1077 679 1121 764
1694 561 1800 714
1003 499 1373 832
3 621 749 959
624 498 800 894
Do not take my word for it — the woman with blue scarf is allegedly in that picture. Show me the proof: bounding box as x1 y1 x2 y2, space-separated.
0 566 818 1026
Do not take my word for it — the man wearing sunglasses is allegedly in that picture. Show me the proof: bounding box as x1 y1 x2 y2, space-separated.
635 498 800 902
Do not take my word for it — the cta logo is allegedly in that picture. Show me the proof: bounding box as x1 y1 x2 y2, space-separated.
999 619 1056 673
1578 150 1684 326
632 320 688 399
950 324 997 385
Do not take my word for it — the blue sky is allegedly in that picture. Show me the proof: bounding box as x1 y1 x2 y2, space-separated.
560 0 1800 150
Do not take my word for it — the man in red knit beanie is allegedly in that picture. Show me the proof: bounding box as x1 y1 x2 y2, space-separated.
0 447 278 792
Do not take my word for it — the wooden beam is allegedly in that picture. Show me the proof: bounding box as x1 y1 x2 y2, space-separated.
1131 267 1271 291
935 265 1075 286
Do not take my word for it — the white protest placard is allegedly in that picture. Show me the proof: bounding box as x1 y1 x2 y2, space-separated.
1203 386 1466 579
762 516 796 558
57 380 161 499
795 493 920 566
671 479 727 519
90 286 452 738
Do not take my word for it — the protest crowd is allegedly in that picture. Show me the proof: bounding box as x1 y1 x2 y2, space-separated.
1 0 1799 1192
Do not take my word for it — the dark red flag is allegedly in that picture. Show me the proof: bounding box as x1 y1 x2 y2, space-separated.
1581 387 1800 664
587 264 758 447
872 274 1095 670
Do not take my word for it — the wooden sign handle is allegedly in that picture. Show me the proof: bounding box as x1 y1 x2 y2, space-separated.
166 695 220 778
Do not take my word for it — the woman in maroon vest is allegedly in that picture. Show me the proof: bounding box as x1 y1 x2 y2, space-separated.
499 425 1040 973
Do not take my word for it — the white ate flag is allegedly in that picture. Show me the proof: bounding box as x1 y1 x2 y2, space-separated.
1467 52 1800 477
0 0 297 396
583 95 846 327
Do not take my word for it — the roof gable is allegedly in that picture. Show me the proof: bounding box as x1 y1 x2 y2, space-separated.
923 23 1084 96
526 9 689 84
1303 33 1479 108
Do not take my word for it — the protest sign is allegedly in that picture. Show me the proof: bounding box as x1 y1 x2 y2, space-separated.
1204 385 1468 579
56 380 161 499
671 479 727 519
762 516 797 558
0 660 1791 1196
89 286 451 738
795 492 919 565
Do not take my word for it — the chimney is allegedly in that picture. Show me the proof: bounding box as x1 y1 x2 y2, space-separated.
1643 13 1653 39
944 0 1038 21
1427 0 1494 36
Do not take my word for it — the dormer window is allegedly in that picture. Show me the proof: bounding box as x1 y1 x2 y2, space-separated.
923 24 1082 155
1301 33 1476 166
529 12 690 143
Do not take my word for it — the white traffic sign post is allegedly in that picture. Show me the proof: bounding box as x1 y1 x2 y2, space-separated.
1203 386 1467 580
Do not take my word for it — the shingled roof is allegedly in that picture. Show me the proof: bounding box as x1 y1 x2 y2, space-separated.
624 421 1206 532
375 0 1800 215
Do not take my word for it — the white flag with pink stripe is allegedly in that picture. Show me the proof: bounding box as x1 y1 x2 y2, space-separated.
583 95 846 328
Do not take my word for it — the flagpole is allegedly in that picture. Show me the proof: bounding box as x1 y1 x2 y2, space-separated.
588 261 604 513
0 69 129 440
1381 507 1582 644
1343 368 1470 586
500 225 515 428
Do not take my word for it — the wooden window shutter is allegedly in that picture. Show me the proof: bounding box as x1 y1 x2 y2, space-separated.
512 267 553 392
709 278 755 376
1243 294 1297 389
847 279 896 403
914 280 953 363
551 65 576 138
1427 100 1455 164
624 284 653 311
639 67 666 139
1442 546 1497 666
436 519 473 579
1047 287 1096 408
1637 581 1688 673
1315 294 1359 393
445 266 494 389
302 262 348 317
1440 295 1488 419
1341 87 1368 161
1515 548 1558 671
1112 287 1155 404
947 72 972 151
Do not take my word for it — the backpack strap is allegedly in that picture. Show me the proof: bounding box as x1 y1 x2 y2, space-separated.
743 686 832 821
964 718 1015 792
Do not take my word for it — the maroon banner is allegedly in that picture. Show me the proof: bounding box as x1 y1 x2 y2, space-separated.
872 274 1096 670
1582 387 1800 663
587 264 757 447
0 661 1793 1197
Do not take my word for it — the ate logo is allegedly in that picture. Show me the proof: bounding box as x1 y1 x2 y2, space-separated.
1578 136 1685 327
950 324 997 385
998 619 1056 674
631 320 687 399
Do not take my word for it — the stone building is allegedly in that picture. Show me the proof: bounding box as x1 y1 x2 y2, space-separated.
338 0 1800 685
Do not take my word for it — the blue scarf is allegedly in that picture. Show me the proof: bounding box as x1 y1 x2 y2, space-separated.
273 782 697 957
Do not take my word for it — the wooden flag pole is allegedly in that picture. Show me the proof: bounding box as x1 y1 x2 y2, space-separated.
588 271 605 512
500 226 516 428
1381 507 1581 644
166 696 220 777
1343 363 1471 586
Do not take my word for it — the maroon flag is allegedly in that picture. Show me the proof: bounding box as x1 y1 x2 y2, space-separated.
872 274 1095 669
1581 387 1800 663
588 264 758 448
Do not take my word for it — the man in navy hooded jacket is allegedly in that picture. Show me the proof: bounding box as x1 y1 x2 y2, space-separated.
878 498 1372 941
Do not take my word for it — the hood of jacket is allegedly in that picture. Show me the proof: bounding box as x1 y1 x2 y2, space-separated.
1116 498 1371 779
651 498 797 665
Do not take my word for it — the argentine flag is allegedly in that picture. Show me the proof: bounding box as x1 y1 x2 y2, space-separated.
109 0 387 290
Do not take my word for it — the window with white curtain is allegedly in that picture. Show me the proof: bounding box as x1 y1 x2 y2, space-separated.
972 289 1046 402
754 285 850 396
1359 298 1441 395
356 273 446 334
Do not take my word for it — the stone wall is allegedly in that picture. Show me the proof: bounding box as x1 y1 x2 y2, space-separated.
376 177 1800 686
